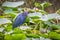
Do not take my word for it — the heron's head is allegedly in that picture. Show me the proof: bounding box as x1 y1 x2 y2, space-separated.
24 8 30 13
22 8 30 16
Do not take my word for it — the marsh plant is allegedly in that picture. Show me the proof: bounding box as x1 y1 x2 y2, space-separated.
0 1 60 40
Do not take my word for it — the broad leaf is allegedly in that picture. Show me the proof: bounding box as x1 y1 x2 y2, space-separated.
12 34 26 40
40 15 49 21
0 18 12 25
2 1 24 7
4 8 17 17
47 13 59 19
42 2 52 8
28 12 42 17
34 2 42 8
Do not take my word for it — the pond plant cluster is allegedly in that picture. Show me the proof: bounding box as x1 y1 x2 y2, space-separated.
0 1 60 40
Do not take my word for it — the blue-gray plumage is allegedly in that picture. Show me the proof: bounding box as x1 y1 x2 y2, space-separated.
12 12 28 29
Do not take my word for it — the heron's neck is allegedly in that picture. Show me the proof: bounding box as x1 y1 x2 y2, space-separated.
22 12 28 16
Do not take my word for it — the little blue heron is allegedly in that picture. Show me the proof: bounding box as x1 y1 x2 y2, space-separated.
12 8 29 29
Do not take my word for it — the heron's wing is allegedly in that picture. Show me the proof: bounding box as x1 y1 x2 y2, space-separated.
13 14 19 22
13 14 26 28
